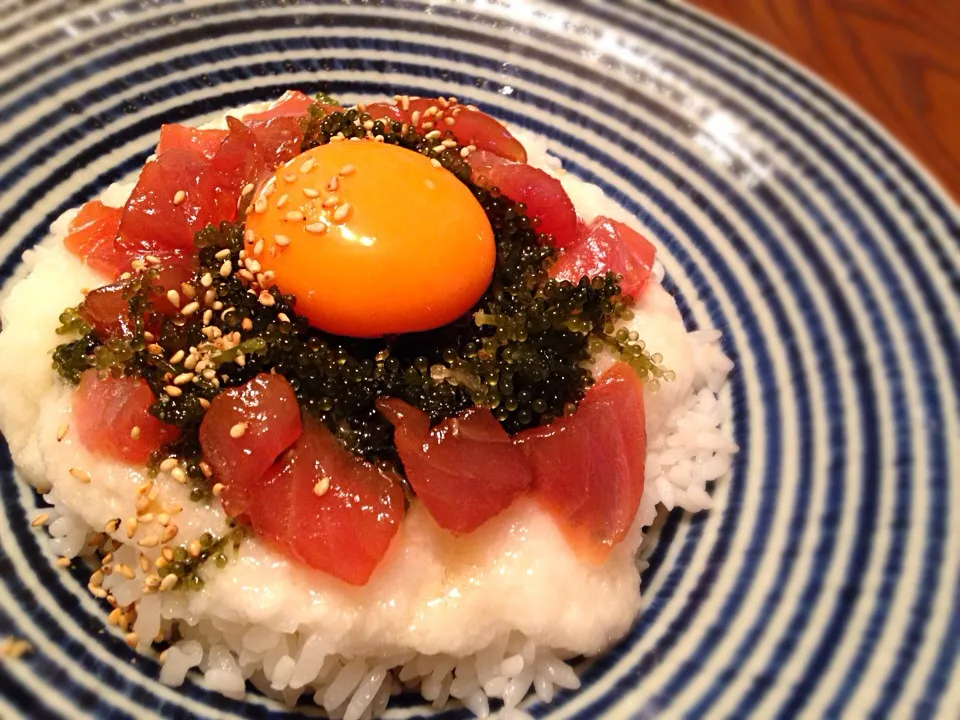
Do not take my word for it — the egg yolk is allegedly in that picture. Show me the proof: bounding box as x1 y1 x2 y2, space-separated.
245 142 495 337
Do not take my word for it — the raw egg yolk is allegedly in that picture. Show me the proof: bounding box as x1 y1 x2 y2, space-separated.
245 142 495 337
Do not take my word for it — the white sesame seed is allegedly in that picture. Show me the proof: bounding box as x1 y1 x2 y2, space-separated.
200 272 213 288
430 158 442 168
276 194 289 208
300 158 316 173
229 422 247 438
130 426 141 440
160 525 178 543
432 144 445 153
313 476 331 497
277 312 291 323
253 196 267 214
202 309 213 326
171 467 187 484
204 289 216 306
147 343 163 355
460 147 471 158
362 120 374 130
441 139 457 148
411 110 421 125
425 129 441 140
421 121 435 131
159 574 178 592
31 513 49 527
105 518 122 533
145 255 162 265
340 164 355 176
323 195 340 208
169 349 185 364
303 187 320 198
180 301 199 316
212 483 224 497
274 234 290 247
333 203 351 222
215 249 231 260
283 173 297 183
445 116 456 126
173 372 194 385
173 190 186 206
238 269 255 282
219 260 232 277
285 210 304 222
69 467 91 484
253 239 264 256
56 423 69 442
305 222 326 234
138 536 159 548
242 183 255 196
164 385 182 397
258 291 276 307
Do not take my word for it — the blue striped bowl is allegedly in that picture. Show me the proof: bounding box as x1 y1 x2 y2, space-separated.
1 1 957 718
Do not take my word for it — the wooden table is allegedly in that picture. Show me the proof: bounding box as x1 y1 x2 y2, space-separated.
688 0 960 203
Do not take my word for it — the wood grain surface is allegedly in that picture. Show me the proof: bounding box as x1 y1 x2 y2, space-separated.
688 0 960 202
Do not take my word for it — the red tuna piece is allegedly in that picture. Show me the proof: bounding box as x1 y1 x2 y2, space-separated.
205 116 267 220
468 150 579 248
239 90 320 124
156 125 228 159
551 216 657 299
62 201 126 278
401 98 527 163
247 415 405 586
116 146 222 255
363 101 406 124
377 399 532 535
73 369 179 464
515 363 646 563
245 114 305 168
79 261 194 339
199 373 302 518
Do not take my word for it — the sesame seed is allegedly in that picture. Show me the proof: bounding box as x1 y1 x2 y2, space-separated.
159 574 178 592
274 234 290 247
161 525 178 543
159 458 178 472
235 354 246 367
283 173 297 183
145 255 162 265
167 350 184 365
104 518 121 533
276 193 289 208
425 130 441 140
460 147 471 158
242 183 255 196
432 144 445 154
173 190 186 205
219 260 232 277
138 512 154 524
31 513 49 527
411 110 421 125
138 553 151 573
241 317 253 331
171 467 187 484
173 372 194 386
181 283 196 299
253 239 264 256
212 483 224 497
180 301 199 316
204 289 216 306
147 343 163 355
285 210 304 222
229 422 247 438
201 309 212 326
400 96 410 111
56 423 69 441
441 139 457 148
253 196 267 213
245 258 261 274
300 157 316 173
258 291 276 307
421 121 434 131
56 557 71 568
198 397 211 410
363 120 374 130
327 176 339 192
199 461 213 478
138 535 159 548
90 570 104 587
164 385 182 397
238 269 255 282
89 585 108 599
445 116 456 126
305 222 326 234
200 273 213 289
313 476 330 497
130 426 141 440
215 248 231 259
124 633 139 649
340 164 355 176
188 540 202 558
124 517 138 538
333 203 351 222
303 187 320 198
430 158 442 168
69 467 91 484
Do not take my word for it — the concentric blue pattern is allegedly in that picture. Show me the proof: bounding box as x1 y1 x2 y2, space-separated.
0 1 957 718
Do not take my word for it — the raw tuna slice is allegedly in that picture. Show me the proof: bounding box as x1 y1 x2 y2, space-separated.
62 201 126 278
399 98 527 163
73 369 179 464
515 363 646 563
198 373 302 518
551 216 657 299
468 150 579 248
155 125 228 159
378 399 532 535
247 415 405 586
239 90 319 124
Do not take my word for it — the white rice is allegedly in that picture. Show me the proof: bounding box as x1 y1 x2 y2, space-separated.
0 103 735 719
